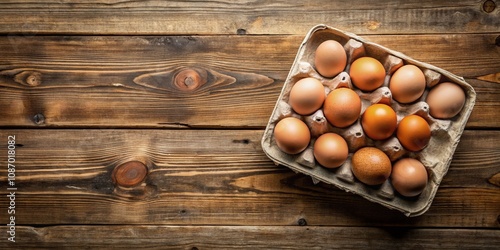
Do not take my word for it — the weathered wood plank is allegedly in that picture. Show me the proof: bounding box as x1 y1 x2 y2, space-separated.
0 34 498 128
1 225 499 249
0 129 498 227
4 188 498 227
1 34 497 80
0 0 498 35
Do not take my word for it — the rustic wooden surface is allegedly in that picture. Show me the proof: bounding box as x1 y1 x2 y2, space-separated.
0 0 499 249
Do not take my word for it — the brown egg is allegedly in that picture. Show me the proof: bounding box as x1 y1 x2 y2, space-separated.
397 115 431 152
391 158 428 197
349 57 386 92
426 82 466 119
289 77 325 115
313 133 349 168
361 104 397 140
314 40 347 78
273 117 311 154
323 87 361 128
389 65 426 103
351 147 392 185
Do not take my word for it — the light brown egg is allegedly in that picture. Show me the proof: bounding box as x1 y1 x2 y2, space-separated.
313 133 349 168
349 57 386 92
314 40 347 78
361 103 397 140
389 65 426 103
426 82 466 119
396 115 431 152
391 158 428 197
273 117 311 155
289 77 325 115
351 147 392 185
323 87 361 128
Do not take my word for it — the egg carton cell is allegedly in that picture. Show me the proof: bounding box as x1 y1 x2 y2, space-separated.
261 24 476 217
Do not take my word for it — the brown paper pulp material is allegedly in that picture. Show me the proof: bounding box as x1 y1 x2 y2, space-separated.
261 24 476 217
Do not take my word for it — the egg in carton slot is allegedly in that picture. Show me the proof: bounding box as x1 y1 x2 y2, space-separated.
261 24 476 216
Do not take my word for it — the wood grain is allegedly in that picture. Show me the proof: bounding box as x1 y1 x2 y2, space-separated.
2 225 499 249
0 34 498 128
0 129 498 227
0 0 498 35
0 0 498 248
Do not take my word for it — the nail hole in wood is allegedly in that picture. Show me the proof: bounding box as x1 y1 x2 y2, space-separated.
232 139 250 144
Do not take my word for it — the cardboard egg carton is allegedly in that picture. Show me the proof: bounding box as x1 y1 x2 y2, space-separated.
261 24 476 216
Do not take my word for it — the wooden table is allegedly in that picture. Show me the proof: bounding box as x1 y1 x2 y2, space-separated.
0 1 499 249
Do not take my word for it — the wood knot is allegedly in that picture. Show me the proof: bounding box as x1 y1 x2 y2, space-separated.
488 172 500 187
174 68 207 91
482 0 496 13
14 70 42 87
364 20 381 30
112 161 148 187
237 28 247 35
297 218 307 226
26 72 42 86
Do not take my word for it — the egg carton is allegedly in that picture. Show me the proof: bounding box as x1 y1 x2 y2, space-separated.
261 24 476 216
